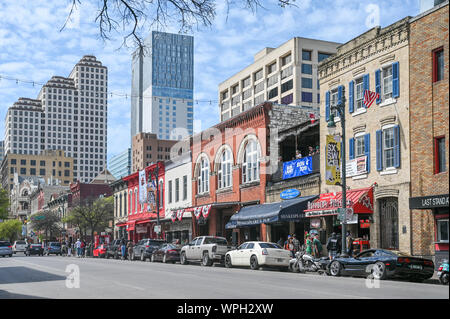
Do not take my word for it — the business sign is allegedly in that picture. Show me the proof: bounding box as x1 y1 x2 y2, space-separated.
325 135 341 185
147 179 157 212
136 225 147 234
139 169 147 204
409 194 449 209
282 157 313 180
280 189 301 200
310 218 321 228
346 156 367 177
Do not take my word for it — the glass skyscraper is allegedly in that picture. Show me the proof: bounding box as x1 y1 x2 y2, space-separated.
108 148 131 179
131 31 194 141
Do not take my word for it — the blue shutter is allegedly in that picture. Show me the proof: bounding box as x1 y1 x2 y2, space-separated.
349 138 355 160
364 133 370 173
376 130 383 171
325 91 330 121
349 81 354 113
337 85 343 106
375 69 381 104
392 62 399 98
394 125 400 168
363 74 369 107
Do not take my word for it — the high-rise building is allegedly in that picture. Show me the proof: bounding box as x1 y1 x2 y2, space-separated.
0 140 4 165
131 31 194 141
218 37 340 122
4 55 107 183
108 148 132 179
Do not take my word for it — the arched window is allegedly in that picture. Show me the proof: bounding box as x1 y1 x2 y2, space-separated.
242 140 260 183
197 157 210 194
218 149 232 189
134 188 138 214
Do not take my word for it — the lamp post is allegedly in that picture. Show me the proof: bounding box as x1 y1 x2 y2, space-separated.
151 162 161 239
327 88 348 257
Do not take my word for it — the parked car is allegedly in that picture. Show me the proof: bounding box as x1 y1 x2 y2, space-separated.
180 236 231 266
13 240 27 254
0 241 13 257
25 244 44 256
105 239 124 259
328 249 434 282
151 243 181 263
132 239 166 261
224 241 291 270
93 244 107 258
44 242 62 256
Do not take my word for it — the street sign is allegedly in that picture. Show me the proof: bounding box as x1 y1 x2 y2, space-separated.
154 225 161 234
33 215 45 221
337 208 354 222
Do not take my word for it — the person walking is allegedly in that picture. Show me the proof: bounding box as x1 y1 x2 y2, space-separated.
67 239 72 257
80 240 85 258
326 233 338 260
336 233 342 256
75 238 81 258
313 234 323 258
121 238 126 260
305 235 313 256
292 234 301 255
127 240 134 261
346 231 354 257
284 235 295 258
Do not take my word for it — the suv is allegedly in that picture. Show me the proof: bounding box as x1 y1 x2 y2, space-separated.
0 241 13 257
132 239 166 261
180 236 231 266
106 239 124 259
44 242 62 256
13 240 27 254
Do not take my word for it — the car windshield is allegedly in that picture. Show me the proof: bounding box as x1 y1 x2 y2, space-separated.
0 242 11 247
31 245 41 247
203 238 228 245
258 243 281 249
50 243 61 247
148 240 164 246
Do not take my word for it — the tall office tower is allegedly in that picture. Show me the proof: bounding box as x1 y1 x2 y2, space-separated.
4 55 108 183
218 37 340 122
131 31 194 141
108 148 132 179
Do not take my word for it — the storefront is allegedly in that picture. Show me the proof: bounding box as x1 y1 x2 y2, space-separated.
304 187 374 253
115 222 128 240
410 194 449 267
163 209 194 245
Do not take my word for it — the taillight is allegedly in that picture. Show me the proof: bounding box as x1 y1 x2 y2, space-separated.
145 245 149 248
8 246 12 249
424 261 433 267
438 266 443 271
398 257 410 263
262 248 268 255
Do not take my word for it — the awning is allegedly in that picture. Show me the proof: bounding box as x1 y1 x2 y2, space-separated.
304 187 374 217
136 219 154 225
225 195 318 229
116 222 127 227
127 220 136 231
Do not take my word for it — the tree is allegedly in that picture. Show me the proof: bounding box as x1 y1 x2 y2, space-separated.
0 187 10 220
62 0 295 49
31 210 62 242
0 220 22 243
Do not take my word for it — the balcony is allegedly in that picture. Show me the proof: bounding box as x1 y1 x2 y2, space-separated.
271 153 320 183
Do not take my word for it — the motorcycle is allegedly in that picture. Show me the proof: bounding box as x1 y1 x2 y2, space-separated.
437 259 449 285
289 250 329 274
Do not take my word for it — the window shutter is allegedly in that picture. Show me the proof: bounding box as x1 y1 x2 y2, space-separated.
375 69 381 104
349 138 355 160
363 74 369 107
337 85 343 106
325 91 330 121
349 81 354 113
364 133 370 173
394 125 400 168
376 130 383 171
392 62 399 98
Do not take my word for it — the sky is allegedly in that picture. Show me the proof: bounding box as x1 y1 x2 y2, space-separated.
0 0 421 162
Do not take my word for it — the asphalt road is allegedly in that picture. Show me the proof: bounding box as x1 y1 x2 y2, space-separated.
0 254 448 299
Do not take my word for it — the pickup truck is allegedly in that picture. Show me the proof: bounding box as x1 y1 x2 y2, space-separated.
180 236 231 266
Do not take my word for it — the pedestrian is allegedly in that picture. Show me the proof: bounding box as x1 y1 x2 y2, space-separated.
326 232 338 260
80 240 85 258
295 150 302 159
346 231 354 257
75 238 81 258
121 238 126 260
313 234 323 258
308 146 315 156
284 235 295 258
127 240 133 261
305 235 313 256
292 234 301 255
336 233 342 256
68 238 72 257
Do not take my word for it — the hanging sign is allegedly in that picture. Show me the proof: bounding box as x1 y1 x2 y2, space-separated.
139 170 147 204
282 157 313 180
202 205 212 218
280 189 301 200
325 135 341 185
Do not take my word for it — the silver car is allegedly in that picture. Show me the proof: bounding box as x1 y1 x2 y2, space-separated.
0 241 13 257
13 240 27 254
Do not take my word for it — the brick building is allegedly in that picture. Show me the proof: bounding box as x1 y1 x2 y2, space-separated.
409 2 449 266
131 132 177 172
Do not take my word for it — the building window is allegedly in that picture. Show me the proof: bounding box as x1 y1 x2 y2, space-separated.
175 178 180 202
168 180 173 203
437 219 449 243
382 65 393 100
301 63 312 74
434 136 446 174
355 77 364 110
183 175 188 200
218 149 232 189
281 79 293 93
267 62 277 74
242 77 251 88
281 53 292 66
197 157 209 194
242 140 260 184
383 127 395 169
433 47 444 83
302 50 311 61
355 135 365 158
318 52 332 62
301 77 313 89
330 89 339 117
254 69 263 82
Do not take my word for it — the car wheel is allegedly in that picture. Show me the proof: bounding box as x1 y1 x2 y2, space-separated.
225 255 233 268
141 251 145 262
163 254 167 263
329 261 343 277
180 252 188 265
439 273 449 285
372 262 387 280
202 252 212 267
250 255 259 270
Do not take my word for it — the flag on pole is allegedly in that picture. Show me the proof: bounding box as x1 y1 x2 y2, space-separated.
363 90 379 108
309 113 316 124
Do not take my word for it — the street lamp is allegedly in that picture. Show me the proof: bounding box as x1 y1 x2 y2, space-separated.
327 87 348 257
150 162 162 239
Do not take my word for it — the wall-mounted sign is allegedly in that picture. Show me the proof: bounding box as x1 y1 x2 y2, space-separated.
282 157 313 180
280 189 301 200
409 194 449 209
325 135 342 185
346 156 367 177
310 218 321 228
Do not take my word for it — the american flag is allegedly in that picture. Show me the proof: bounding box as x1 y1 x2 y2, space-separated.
364 90 379 108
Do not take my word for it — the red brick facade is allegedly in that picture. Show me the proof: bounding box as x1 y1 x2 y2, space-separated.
409 3 449 258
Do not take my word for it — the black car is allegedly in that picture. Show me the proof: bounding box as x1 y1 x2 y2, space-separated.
328 249 434 282
151 243 181 263
106 239 124 259
26 244 44 256
132 239 166 261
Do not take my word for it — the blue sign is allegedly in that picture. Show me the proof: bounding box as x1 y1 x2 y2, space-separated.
282 156 313 180
280 189 301 200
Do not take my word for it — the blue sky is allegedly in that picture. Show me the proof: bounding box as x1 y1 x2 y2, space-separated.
0 0 421 161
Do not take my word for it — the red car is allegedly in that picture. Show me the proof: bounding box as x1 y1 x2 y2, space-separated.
93 244 107 258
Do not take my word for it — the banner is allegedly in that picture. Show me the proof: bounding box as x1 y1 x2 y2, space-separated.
282 156 313 180
147 178 157 212
139 170 147 204
325 135 341 185
346 156 367 177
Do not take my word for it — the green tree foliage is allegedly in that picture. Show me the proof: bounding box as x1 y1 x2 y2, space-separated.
31 210 62 241
0 219 22 242
0 187 10 220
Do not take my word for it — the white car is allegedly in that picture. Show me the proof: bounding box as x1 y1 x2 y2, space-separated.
13 240 27 254
224 241 291 270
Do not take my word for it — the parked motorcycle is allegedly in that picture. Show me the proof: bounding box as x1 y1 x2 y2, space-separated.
289 251 329 274
437 259 449 285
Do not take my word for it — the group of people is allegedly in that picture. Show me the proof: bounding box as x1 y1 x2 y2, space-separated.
120 238 134 261
61 238 90 258
326 231 354 259
294 146 320 160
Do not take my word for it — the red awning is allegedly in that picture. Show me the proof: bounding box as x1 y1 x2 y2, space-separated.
136 219 154 225
304 187 374 217
127 221 136 231
116 222 127 227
